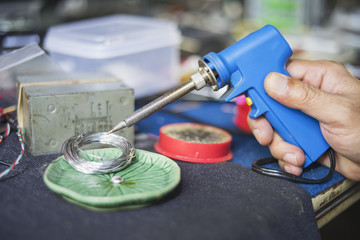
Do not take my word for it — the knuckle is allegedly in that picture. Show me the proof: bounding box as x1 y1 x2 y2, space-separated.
294 83 317 107
320 60 347 73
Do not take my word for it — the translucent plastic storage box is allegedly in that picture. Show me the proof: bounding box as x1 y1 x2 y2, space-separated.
44 15 181 98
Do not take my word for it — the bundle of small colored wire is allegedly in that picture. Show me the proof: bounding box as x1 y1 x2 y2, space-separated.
0 122 10 144
0 126 25 179
0 105 25 179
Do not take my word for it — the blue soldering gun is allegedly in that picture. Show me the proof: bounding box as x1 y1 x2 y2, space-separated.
109 25 330 168
200 25 330 167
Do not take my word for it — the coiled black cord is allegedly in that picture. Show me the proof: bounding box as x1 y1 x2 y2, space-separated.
252 148 336 184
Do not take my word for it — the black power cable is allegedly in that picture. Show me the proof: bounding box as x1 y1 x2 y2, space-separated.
252 148 336 184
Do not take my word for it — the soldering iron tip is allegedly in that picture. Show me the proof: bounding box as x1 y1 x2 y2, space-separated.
106 129 115 135
106 121 127 134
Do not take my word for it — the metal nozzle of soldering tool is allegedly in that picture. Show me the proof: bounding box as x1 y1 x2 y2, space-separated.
107 60 219 134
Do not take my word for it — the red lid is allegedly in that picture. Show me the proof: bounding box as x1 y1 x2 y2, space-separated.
154 123 233 163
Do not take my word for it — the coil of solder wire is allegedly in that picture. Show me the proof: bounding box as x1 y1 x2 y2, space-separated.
62 132 135 174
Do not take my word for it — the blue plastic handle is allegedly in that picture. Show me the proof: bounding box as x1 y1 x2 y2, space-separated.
203 25 329 167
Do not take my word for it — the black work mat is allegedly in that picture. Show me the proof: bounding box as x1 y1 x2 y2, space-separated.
0 133 320 240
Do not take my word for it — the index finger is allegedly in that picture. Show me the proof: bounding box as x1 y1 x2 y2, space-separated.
286 59 327 88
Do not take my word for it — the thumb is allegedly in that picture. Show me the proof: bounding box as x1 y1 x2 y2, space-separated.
264 72 336 123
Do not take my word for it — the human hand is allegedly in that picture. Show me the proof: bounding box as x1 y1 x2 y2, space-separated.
247 59 360 181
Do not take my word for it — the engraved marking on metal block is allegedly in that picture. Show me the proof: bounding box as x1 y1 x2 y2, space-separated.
48 104 56 113
75 100 112 134
49 139 58 148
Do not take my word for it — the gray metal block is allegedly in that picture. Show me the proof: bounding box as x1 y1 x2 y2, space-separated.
18 73 134 155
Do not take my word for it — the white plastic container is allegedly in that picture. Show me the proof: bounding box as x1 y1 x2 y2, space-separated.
44 15 181 98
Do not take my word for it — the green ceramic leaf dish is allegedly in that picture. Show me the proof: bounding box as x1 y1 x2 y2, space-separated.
43 149 181 211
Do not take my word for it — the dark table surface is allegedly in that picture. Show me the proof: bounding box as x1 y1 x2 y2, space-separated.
0 99 336 240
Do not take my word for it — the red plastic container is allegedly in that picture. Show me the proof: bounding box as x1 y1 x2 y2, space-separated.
154 123 233 163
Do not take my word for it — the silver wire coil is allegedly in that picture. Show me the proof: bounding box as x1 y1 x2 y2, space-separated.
62 132 135 174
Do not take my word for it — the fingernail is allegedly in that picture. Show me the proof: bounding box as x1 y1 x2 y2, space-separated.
284 165 291 174
267 73 289 95
284 165 303 176
252 129 262 145
283 153 297 165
